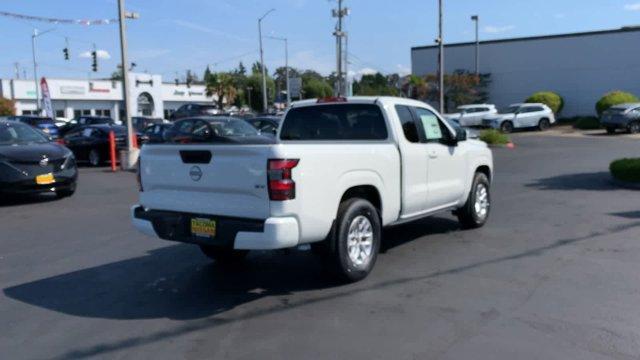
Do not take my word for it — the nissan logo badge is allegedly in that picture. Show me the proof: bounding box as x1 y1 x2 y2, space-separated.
39 156 49 167
189 166 203 182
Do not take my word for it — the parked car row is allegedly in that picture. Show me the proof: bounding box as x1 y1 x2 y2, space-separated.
445 103 556 133
600 103 640 134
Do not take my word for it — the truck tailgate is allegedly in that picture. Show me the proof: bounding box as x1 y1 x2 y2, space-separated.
139 145 272 219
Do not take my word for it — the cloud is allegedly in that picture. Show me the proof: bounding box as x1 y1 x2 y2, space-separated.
624 3 640 11
483 25 515 34
396 64 411 76
172 19 249 42
288 50 335 75
347 67 378 81
79 49 111 60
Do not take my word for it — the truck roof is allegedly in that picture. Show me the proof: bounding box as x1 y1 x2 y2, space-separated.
290 96 433 109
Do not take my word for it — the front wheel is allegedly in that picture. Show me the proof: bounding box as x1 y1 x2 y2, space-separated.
628 121 640 134
500 121 514 133
606 127 617 135
457 172 491 229
327 198 381 283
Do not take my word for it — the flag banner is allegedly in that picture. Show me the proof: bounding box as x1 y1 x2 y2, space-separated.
40 78 54 118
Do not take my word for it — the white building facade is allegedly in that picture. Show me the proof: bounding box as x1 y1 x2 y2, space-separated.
411 27 640 116
0 72 216 120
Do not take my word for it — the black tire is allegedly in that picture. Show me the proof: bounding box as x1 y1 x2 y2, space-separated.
457 172 491 229
500 121 514 134
88 149 101 167
199 245 249 264
327 198 381 283
606 127 617 135
628 121 640 134
538 118 550 131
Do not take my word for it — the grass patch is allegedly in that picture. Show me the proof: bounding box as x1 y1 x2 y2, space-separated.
479 129 510 145
571 116 601 130
610 158 640 183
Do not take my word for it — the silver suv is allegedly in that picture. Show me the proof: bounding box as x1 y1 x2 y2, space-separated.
600 103 640 134
482 103 556 133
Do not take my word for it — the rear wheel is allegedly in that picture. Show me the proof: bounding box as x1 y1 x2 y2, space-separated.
199 245 249 264
628 121 640 134
606 127 617 134
326 198 381 283
500 121 514 133
538 118 551 131
457 172 491 229
88 149 101 167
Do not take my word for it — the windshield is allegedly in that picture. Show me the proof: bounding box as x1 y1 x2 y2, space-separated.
606 108 628 115
0 122 49 145
208 119 258 137
499 106 520 114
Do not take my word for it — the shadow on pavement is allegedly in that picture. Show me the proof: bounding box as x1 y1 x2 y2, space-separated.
526 171 618 191
5 219 640 359
610 211 640 219
0 193 60 208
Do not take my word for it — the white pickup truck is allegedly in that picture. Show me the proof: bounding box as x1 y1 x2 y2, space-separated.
132 97 493 282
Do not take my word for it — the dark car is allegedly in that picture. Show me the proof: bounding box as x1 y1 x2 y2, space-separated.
62 125 138 166
8 116 60 139
164 117 274 144
245 116 281 135
0 120 77 198
600 103 640 134
132 116 166 132
59 116 115 137
169 104 222 121
142 123 173 144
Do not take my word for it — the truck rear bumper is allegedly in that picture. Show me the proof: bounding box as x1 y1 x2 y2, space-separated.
131 205 299 250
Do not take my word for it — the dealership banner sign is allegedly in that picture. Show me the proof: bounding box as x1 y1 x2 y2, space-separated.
40 78 54 118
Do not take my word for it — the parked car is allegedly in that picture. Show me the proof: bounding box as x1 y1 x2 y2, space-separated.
245 116 281 135
8 116 60 139
62 125 138 166
600 103 640 134
55 117 72 128
0 120 77 197
142 123 174 143
164 116 271 144
444 104 497 127
482 103 555 133
59 116 115 136
132 116 167 132
132 96 493 282
169 104 222 121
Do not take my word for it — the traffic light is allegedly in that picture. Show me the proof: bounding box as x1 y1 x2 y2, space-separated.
63 48 69 60
91 51 98 72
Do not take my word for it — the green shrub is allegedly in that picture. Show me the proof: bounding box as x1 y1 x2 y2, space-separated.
610 158 640 183
479 129 510 145
572 116 601 130
525 91 564 114
0 97 15 116
596 91 638 116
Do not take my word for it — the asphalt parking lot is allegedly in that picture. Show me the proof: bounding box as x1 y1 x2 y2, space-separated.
2 134 640 360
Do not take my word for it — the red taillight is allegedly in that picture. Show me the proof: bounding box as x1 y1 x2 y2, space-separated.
317 96 347 103
268 159 299 201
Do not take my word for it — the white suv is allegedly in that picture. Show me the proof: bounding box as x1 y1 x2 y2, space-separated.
445 104 497 127
482 103 555 133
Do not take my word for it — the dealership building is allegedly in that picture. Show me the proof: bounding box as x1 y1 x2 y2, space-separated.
0 72 216 120
411 27 640 116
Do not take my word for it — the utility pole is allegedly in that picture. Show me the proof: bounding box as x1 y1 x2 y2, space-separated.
332 0 349 96
14 62 20 79
267 35 290 107
31 28 54 115
258 9 275 114
471 15 479 75
117 0 139 168
437 0 444 113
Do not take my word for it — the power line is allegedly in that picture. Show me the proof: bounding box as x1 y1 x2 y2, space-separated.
0 11 118 26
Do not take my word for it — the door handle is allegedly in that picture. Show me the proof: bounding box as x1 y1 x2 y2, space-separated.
428 151 438 159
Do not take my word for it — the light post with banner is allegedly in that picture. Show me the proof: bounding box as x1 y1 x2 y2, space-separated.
39 78 53 118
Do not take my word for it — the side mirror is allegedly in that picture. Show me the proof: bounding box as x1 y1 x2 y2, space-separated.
456 127 467 142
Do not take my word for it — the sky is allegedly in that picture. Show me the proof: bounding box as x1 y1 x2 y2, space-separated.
1 0 640 82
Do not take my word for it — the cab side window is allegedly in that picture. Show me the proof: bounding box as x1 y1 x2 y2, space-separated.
395 105 419 143
414 107 452 144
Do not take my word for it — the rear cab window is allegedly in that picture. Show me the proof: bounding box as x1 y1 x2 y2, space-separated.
280 103 388 141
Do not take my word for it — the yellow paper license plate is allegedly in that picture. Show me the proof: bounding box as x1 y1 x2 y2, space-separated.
36 173 55 185
191 218 216 238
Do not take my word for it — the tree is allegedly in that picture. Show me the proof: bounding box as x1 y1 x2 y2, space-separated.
251 61 267 75
302 78 333 99
403 75 427 100
423 70 491 112
203 66 212 82
205 72 238 109
353 72 398 96
234 62 247 76
0 97 15 116
245 73 275 111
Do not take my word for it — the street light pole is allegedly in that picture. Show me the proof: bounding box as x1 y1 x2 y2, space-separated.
266 35 290 107
471 15 479 75
438 0 444 113
31 28 54 115
117 0 139 167
258 9 275 114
